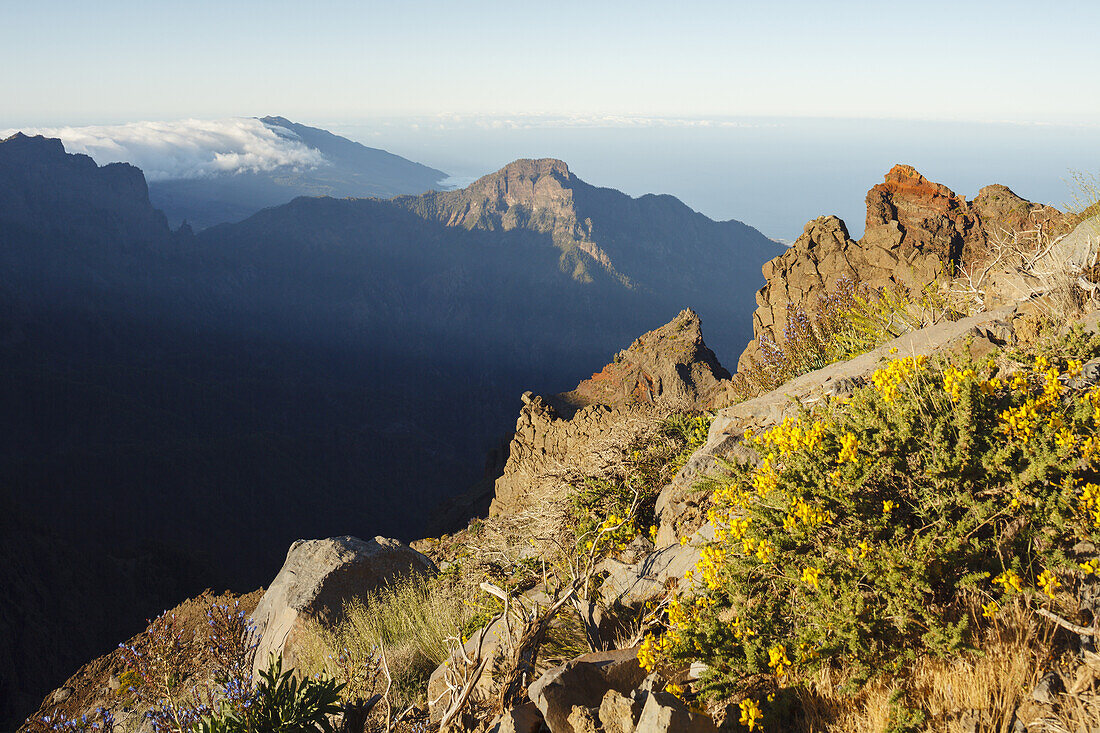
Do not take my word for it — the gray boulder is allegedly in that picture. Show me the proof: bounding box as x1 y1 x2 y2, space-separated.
600 524 714 610
528 647 646 733
599 689 643 733
250 535 435 675
488 701 544 733
635 690 718 733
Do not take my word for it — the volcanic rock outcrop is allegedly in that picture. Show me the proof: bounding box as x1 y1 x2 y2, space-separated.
488 309 730 517
739 164 1072 369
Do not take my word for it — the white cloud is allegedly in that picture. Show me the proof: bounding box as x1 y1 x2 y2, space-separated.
0 117 328 181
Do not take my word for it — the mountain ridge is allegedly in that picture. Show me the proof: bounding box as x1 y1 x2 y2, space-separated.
138 117 448 229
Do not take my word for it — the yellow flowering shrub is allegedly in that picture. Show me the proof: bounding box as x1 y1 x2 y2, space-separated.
646 328 1100 711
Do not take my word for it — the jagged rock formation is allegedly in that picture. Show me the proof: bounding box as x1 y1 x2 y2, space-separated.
250 536 435 675
0 132 172 249
488 310 730 517
739 164 1072 369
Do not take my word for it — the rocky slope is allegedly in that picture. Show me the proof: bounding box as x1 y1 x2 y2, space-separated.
489 309 730 517
740 164 1073 369
21 159 1100 732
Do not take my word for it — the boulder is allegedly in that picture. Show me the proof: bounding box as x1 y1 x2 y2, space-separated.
489 701 544 733
634 690 718 733
567 706 600 733
600 524 714 610
599 689 644 733
528 647 646 733
250 536 435 675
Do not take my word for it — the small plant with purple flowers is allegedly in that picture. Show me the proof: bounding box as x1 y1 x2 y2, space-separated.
25 708 115 732
115 600 259 732
732 277 949 399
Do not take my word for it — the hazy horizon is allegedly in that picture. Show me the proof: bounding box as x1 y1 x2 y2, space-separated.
330 114 1100 241
6 113 1097 241
7 0 1097 241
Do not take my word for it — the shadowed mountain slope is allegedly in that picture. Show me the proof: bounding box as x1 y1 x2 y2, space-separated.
0 137 775 727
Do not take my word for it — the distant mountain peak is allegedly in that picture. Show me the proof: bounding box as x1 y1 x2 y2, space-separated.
258 115 295 128
142 116 448 230
487 157 572 181
392 156 776 288
459 157 578 218
1 131 67 156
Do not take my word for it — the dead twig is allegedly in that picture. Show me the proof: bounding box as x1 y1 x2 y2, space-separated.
1036 607 1096 637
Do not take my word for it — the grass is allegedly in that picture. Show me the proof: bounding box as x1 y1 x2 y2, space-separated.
296 573 475 712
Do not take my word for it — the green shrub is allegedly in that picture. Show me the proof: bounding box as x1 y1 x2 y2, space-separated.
194 654 342 733
643 330 1100 717
569 412 713 554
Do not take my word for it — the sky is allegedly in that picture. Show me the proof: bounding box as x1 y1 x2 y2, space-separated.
2 0 1099 126
2 1 1098 240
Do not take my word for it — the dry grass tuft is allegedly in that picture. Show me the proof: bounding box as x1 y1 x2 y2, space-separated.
296 573 475 711
772 601 1100 733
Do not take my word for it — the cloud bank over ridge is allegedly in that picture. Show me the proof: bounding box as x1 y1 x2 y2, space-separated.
0 117 328 181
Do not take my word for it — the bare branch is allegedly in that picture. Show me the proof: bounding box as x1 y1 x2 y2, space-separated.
1036 607 1097 637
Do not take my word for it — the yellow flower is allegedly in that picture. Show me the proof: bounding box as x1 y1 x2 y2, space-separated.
837 432 859 464
882 500 895 515
871 355 926 403
1037 569 1061 598
739 698 763 731
1079 559 1100 575
942 366 976 402
768 643 791 676
999 400 1040 444
801 566 822 590
637 634 659 672
992 569 1024 595
666 682 684 698
1067 359 1084 378
982 600 999 619
755 538 775 563
1055 429 1076 451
